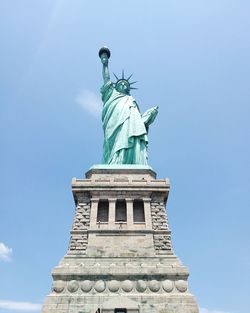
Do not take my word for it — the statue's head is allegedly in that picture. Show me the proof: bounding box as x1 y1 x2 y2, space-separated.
114 71 137 95
115 79 130 95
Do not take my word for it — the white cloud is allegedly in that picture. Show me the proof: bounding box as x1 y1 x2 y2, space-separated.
75 89 101 117
0 301 41 311
0 242 12 262
200 308 233 313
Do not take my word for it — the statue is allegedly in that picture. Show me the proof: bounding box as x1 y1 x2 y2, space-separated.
99 47 158 165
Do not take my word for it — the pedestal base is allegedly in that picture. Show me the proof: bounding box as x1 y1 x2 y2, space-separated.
42 168 199 313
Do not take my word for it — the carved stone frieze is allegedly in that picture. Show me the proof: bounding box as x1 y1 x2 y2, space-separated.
51 278 188 294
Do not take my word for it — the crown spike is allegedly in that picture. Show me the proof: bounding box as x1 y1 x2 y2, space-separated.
122 70 124 79
130 81 138 85
127 73 133 81
130 87 138 90
113 72 119 81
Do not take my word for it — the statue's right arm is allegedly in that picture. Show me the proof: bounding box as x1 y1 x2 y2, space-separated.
101 54 110 84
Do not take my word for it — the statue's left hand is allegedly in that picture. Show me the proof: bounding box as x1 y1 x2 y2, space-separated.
142 107 158 127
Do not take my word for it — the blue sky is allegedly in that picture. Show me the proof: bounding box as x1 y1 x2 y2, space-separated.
0 1 250 313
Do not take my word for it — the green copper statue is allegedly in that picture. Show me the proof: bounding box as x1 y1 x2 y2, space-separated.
99 47 158 165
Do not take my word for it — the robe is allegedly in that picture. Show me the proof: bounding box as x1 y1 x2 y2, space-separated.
101 81 149 164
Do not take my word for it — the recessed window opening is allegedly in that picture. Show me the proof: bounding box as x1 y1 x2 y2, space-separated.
97 200 109 222
115 309 127 313
115 199 127 222
133 199 145 222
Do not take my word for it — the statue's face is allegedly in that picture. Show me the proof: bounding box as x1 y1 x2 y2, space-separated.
116 80 130 95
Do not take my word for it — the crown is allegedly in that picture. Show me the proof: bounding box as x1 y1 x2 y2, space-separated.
113 70 138 92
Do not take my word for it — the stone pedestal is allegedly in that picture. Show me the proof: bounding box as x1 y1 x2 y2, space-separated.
42 166 199 313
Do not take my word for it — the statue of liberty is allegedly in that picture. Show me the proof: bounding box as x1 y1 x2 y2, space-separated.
99 47 158 165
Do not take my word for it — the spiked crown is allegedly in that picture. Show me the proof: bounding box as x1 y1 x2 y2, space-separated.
113 70 138 94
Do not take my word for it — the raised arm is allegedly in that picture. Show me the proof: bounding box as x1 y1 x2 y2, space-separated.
99 47 111 85
101 53 110 84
